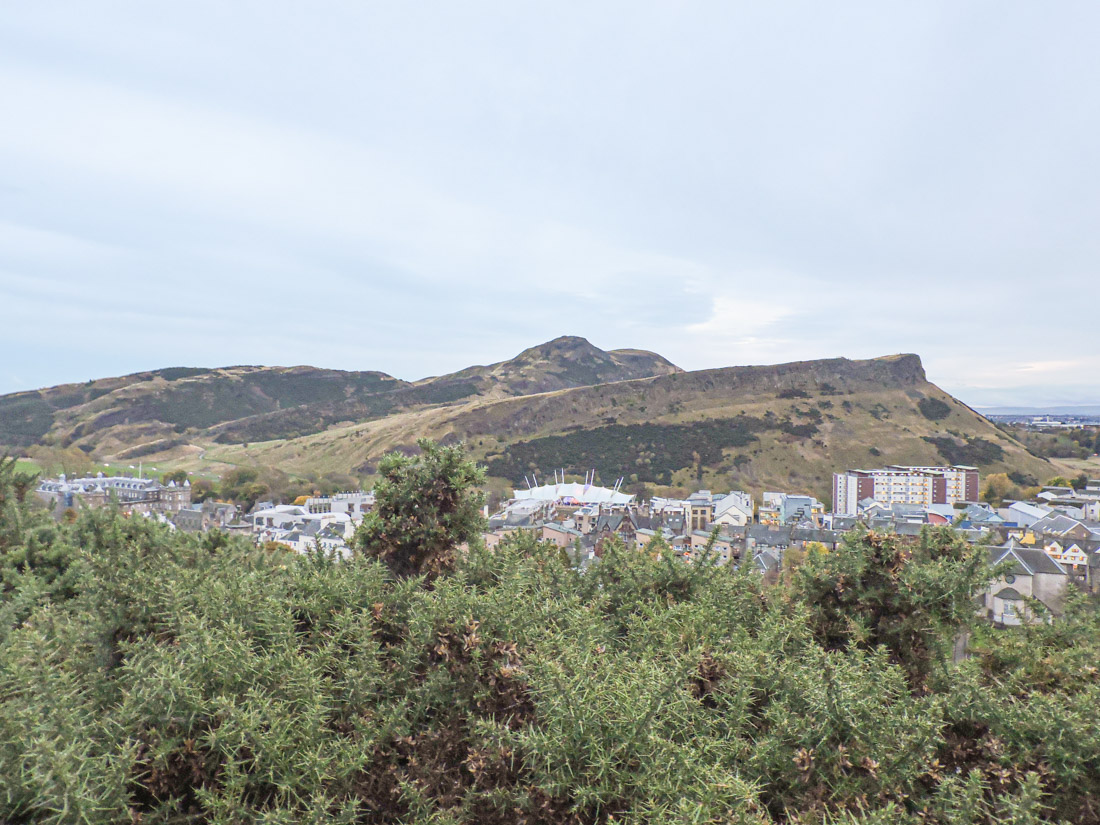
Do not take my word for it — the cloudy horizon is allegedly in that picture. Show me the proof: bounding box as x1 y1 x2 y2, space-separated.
2 3 1098 407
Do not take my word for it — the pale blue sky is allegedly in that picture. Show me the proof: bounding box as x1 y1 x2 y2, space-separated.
1 2 1098 406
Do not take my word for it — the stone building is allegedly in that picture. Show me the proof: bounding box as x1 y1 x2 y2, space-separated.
36 473 191 516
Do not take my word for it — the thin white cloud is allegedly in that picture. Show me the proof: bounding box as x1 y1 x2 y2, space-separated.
1015 360 1082 374
686 294 794 341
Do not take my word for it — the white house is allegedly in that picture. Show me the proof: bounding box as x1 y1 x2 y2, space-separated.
985 541 1069 625
1041 540 1090 570
712 491 754 527
304 491 374 517
1001 501 1053 527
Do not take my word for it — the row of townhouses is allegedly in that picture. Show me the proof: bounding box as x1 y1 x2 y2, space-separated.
35 464 1100 626
248 491 376 557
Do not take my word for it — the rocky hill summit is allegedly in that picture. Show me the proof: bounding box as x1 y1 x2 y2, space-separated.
418 335 681 399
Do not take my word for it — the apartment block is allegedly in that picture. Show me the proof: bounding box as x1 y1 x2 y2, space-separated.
832 465 979 515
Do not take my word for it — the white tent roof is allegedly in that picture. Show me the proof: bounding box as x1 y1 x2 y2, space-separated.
511 482 634 505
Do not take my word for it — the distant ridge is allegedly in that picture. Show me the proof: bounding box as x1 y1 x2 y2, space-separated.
0 342 1063 499
203 352 1058 500
0 337 679 452
416 335 680 400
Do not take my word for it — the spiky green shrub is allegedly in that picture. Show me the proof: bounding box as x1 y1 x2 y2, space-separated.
356 439 486 580
792 527 991 685
1 452 1099 823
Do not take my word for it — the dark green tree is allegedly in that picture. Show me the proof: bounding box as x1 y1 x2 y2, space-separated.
355 439 486 580
219 467 258 502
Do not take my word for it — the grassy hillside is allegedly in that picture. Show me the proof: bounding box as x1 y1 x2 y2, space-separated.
1 346 1061 502
0 365 407 450
204 354 1060 502
0 338 679 455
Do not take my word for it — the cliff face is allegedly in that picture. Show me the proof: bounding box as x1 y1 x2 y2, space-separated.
682 354 927 393
441 354 934 441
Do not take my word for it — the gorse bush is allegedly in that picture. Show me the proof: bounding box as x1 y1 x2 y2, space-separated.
1 446 1099 824
355 439 487 580
792 528 989 685
918 398 952 422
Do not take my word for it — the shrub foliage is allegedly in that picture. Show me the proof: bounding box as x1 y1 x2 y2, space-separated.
485 417 771 485
918 398 952 422
1 448 1099 824
922 435 1005 466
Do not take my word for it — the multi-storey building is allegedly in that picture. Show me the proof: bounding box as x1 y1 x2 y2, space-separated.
304 491 374 517
36 472 191 516
758 492 825 526
832 465 979 516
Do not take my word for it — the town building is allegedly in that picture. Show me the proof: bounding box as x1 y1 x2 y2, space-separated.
36 472 191 516
832 465 979 515
712 491 754 527
510 479 635 506
984 540 1069 625
758 492 825 526
541 522 585 548
171 500 240 533
250 500 363 557
304 491 375 517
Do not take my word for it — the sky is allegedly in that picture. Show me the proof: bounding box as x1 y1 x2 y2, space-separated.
1 2 1098 408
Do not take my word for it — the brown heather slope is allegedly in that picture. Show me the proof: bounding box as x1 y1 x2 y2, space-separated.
204 353 1059 502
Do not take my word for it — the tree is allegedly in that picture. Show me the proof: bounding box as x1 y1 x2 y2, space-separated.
189 478 216 503
219 467 259 502
161 469 188 485
355 439 486 580
239 482 270 511
981 473 1013 504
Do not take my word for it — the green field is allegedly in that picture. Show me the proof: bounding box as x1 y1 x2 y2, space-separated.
12 458 43 476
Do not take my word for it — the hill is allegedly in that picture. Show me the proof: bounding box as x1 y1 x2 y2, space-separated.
0 365 409 455
204 353 1060 501
418 336 681 399
0 337 678 457
2 344 1062 502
